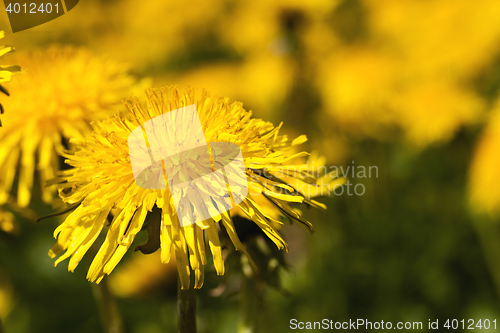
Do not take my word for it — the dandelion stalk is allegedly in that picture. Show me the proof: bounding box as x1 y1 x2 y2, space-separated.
238 273 261 333
471 216 500 301
92 276 124 333
177 270 197 333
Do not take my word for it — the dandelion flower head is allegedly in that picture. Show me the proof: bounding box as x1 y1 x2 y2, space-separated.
50 85 334 289
0 45 136 207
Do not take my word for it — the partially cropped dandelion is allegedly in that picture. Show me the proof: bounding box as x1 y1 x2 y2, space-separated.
0 30 21 124
468 103 500 216
50 85 337 289
0 207 16 234
0 46 136 207
312 0 500 146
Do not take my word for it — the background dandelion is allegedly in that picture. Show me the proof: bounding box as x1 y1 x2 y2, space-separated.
0 45 137 207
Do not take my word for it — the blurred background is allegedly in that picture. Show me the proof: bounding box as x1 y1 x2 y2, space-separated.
1 0 500 332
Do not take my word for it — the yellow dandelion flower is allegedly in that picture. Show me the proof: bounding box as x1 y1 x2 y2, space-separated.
365 0 500 79
391 81 484 146
317 47 396 136
0 30 21 123
0 46 136 207
311 0 500 145
0 208 16 234
217 0 335 55
468 104 500 216
160 52 296 119
87 0 226 70
50 86 334 289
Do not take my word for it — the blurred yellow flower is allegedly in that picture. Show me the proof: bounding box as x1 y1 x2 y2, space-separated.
145 0 337 123
366 0 500 80
391 81 484 146
217 0 336 55
312 0 500 146
49 86 332 289
317 47 396 136
0 208 16 234
161 51 295 119
0 46 136 207
89 0 226 71
469 104 500 216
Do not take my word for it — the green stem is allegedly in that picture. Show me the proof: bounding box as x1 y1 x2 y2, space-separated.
472 216 500 299
177 272 197 333
471 215 500 302
0 316 5 333
238 274 261 333
92 277 124 333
